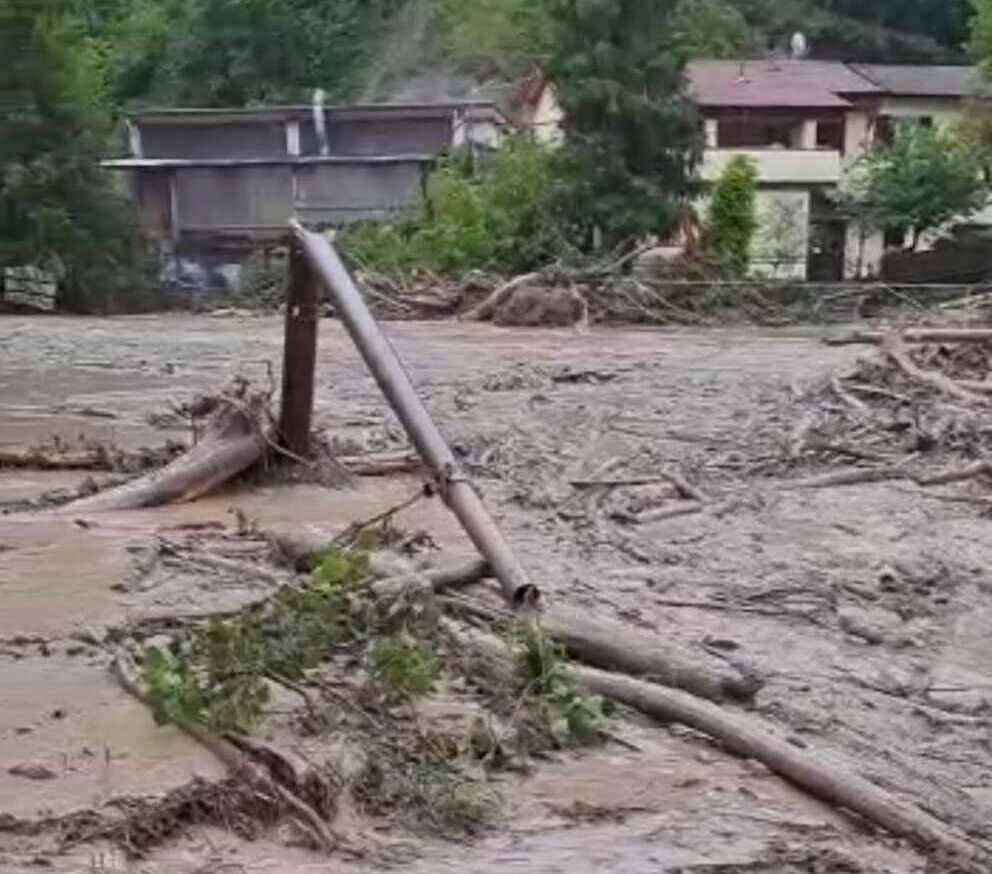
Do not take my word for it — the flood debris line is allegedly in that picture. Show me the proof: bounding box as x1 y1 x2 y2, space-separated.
787 331 992 493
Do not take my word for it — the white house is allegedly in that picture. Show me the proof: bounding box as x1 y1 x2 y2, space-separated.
524 60 989 281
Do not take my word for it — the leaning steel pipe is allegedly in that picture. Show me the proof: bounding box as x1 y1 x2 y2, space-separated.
289 220 536 606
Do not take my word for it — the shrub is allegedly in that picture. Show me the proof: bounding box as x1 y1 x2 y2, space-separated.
705 155 759 274
342 137 563 276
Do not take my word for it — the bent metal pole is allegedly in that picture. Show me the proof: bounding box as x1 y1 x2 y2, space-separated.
289 220 537 607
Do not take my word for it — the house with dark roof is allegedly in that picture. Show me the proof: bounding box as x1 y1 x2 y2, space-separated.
685 59 989 280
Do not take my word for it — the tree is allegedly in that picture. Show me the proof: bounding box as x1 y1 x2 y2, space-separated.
543 0 700 249
971 0 992 79
0 0 133 309
437 0 554 73
705 155 758 273
670 0 752 59
835 126 987 251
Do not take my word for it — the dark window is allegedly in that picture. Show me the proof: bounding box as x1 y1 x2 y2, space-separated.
884 226 907 249
875 115 895 147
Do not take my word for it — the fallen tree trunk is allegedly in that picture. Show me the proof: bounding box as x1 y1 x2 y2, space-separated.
540 607 760 703
446 621 986 864
65 403 265 512
459 272 541 323
824 328 992 347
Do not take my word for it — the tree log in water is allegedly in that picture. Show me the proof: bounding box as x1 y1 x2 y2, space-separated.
65 399 267 512
445 620 986 865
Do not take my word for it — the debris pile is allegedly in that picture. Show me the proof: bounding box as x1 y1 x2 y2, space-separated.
789 333 992 493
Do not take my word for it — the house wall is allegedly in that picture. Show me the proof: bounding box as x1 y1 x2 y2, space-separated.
877 96 965 128
842 108 873 164
294 160 428 223
176 166 294 232
140 122 288 159
299 116 453 157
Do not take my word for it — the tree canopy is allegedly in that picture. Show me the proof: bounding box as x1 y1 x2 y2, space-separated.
1 0 134 308
835 126 988 251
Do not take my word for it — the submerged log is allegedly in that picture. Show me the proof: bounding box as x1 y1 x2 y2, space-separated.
446 621 985 864
541 607 761 703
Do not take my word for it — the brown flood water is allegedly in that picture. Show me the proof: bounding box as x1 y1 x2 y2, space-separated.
1 315 988 873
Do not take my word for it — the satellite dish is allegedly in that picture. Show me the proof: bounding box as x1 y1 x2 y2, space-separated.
791 32 808 58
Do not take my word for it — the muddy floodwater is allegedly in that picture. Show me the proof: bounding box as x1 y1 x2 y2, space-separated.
1 314 990 873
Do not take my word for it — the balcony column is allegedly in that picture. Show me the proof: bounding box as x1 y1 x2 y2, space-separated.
800 119 817 149
703 118 718 149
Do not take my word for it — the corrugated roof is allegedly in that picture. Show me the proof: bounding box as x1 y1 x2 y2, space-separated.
850 64 983 98
686 59 882 109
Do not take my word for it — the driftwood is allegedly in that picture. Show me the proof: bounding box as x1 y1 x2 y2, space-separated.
63 401 266 513
882 334 985 403
540 607 760 703
460 272 541 322
338 451 423 477
370 557 490 599
446 621 985 864
0 444 110 470
825 328 992 347
915 460 992 487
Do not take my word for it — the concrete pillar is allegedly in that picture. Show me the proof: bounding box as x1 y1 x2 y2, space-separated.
800 119 817 150
704 118 719 149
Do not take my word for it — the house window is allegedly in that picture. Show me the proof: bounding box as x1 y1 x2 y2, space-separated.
875 116 895 147
816 119 844 151
917 116 934 129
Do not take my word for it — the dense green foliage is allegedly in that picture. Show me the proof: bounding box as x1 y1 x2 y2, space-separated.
705 155 759 272
835 126 988 250
542 0 699 247
0 0 135 310
344 139 565 275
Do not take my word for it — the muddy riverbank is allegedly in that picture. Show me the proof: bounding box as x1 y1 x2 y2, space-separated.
1 315 989 873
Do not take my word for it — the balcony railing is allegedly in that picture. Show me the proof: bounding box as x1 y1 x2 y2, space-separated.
700 148 841 185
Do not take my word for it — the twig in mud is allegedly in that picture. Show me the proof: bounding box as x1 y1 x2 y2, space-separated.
264 670 319 718
660 470 708 503
782 467 908 490
631 502 705 524
919 491 992 507
570 476 670 489
841 382 914 405
650 599 825 623
331 487 428 547
803 440 894 464
830 377 869 415
914 460 992 487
